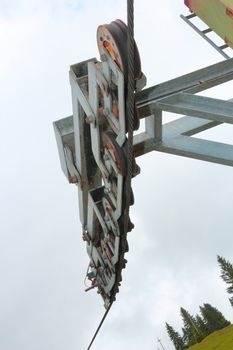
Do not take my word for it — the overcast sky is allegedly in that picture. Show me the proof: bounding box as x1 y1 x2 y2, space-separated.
1 1 233 350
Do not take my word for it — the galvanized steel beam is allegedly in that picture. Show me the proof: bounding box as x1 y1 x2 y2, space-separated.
157 93 233 124
136 57 233 117
156 136 233 167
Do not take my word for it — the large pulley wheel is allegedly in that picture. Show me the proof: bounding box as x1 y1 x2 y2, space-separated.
97 20 141 131
97 19 142 81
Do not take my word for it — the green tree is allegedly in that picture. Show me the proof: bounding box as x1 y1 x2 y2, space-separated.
180 307 204 346
217 255 233 307
166 323 185 350
182 326 195 348
195 314 210 337
200 303 230 333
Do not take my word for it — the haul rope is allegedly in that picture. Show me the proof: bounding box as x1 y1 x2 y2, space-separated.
124 0 135 233
86 302 113 350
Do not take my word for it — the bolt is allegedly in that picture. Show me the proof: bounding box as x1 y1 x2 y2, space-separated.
103 153 109 161
68 175 78 184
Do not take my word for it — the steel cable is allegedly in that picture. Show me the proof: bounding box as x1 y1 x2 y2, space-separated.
86 302 113 350
124 0 135 240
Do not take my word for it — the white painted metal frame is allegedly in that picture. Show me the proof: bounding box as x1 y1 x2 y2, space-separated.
54 55 130 307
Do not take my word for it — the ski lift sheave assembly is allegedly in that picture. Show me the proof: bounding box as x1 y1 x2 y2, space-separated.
54 19 145 308
54 1 233 310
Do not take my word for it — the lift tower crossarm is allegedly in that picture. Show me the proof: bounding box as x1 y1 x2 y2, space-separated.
136 57 233 117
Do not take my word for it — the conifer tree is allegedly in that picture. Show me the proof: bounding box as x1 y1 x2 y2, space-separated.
182 326 195 348
217 255 233 307
195 314 210 337
200 303 230 333
180 307 204 346
165 323 185 350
